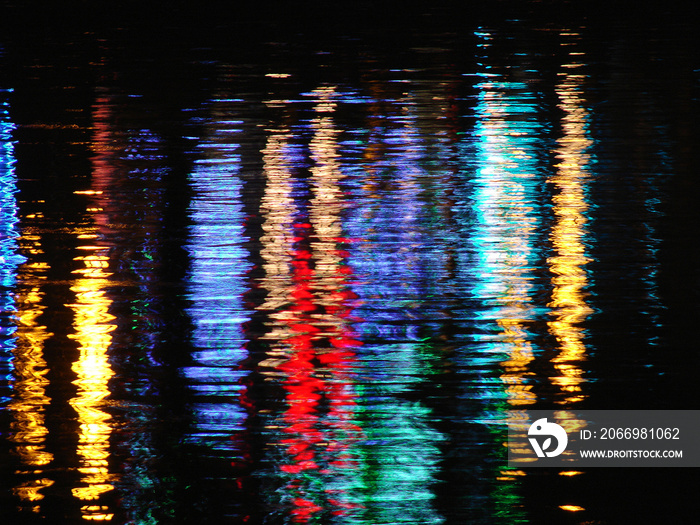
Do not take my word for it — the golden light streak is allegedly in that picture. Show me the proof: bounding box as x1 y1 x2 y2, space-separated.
8 251 55 506
8 286 54 469
559 505 585 512
12 478 54 503
3 208 56 506
496 469 527 481
547 42 594 405
499 317 536 406
65 95 119 519
553 410 587 434
67 246 116 508
80 506 115 521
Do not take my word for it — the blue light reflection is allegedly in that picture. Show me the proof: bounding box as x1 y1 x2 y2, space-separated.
184 111 251 452
0 89 23 402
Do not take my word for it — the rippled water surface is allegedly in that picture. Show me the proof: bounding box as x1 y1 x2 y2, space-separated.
1 3 699 524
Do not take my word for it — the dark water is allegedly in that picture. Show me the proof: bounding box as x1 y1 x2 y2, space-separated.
1 2 699 524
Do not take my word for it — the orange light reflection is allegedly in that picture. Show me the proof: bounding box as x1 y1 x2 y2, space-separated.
62 96 120 520
547 42 594 405
9 217 55 507
67 249 116 507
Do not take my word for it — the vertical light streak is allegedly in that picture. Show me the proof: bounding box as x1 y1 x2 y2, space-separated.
468 33 547 523
3 88 55 508
470 69 542 407
257 124 295 329
547 37 594 405
67 247 116 514
307 90 363 516
8 285 54 505
341 78 445 524
308 86 353 328
184 95 250 454
258 87 365 523
62 95 121 520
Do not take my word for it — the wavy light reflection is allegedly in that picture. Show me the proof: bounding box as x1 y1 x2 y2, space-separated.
62 101 121 519
258 86 365 523
67 247 116 516
548 39 594 405
8 285 54 502
86 92 168 522
3 88 55 508
184 96 250 455
342 78 449 524
471 67 542 407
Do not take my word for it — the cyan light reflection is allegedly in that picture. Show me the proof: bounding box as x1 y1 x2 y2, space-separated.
0 90 25 288
184 103 250 453
1 89 20 384
469 66 544 407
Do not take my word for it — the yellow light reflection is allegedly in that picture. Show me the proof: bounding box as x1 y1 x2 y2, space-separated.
548 42 594 405
80 506 115 521
66 243 116 514
559 504 585 512
12 478 54 503
553 410 588 460
499 318 536 406
9 252 55 505
496 469 527 481
9 285 54 467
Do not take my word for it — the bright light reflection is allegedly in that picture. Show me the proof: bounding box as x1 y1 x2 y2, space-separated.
471 76 541 407
258 86 366 522
184 95 250 454
66 112 119 517
560 504 585 512
4 89 56 507
67 248 116 509
547 44 594 404
9 286 54 472
341 77 447 524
